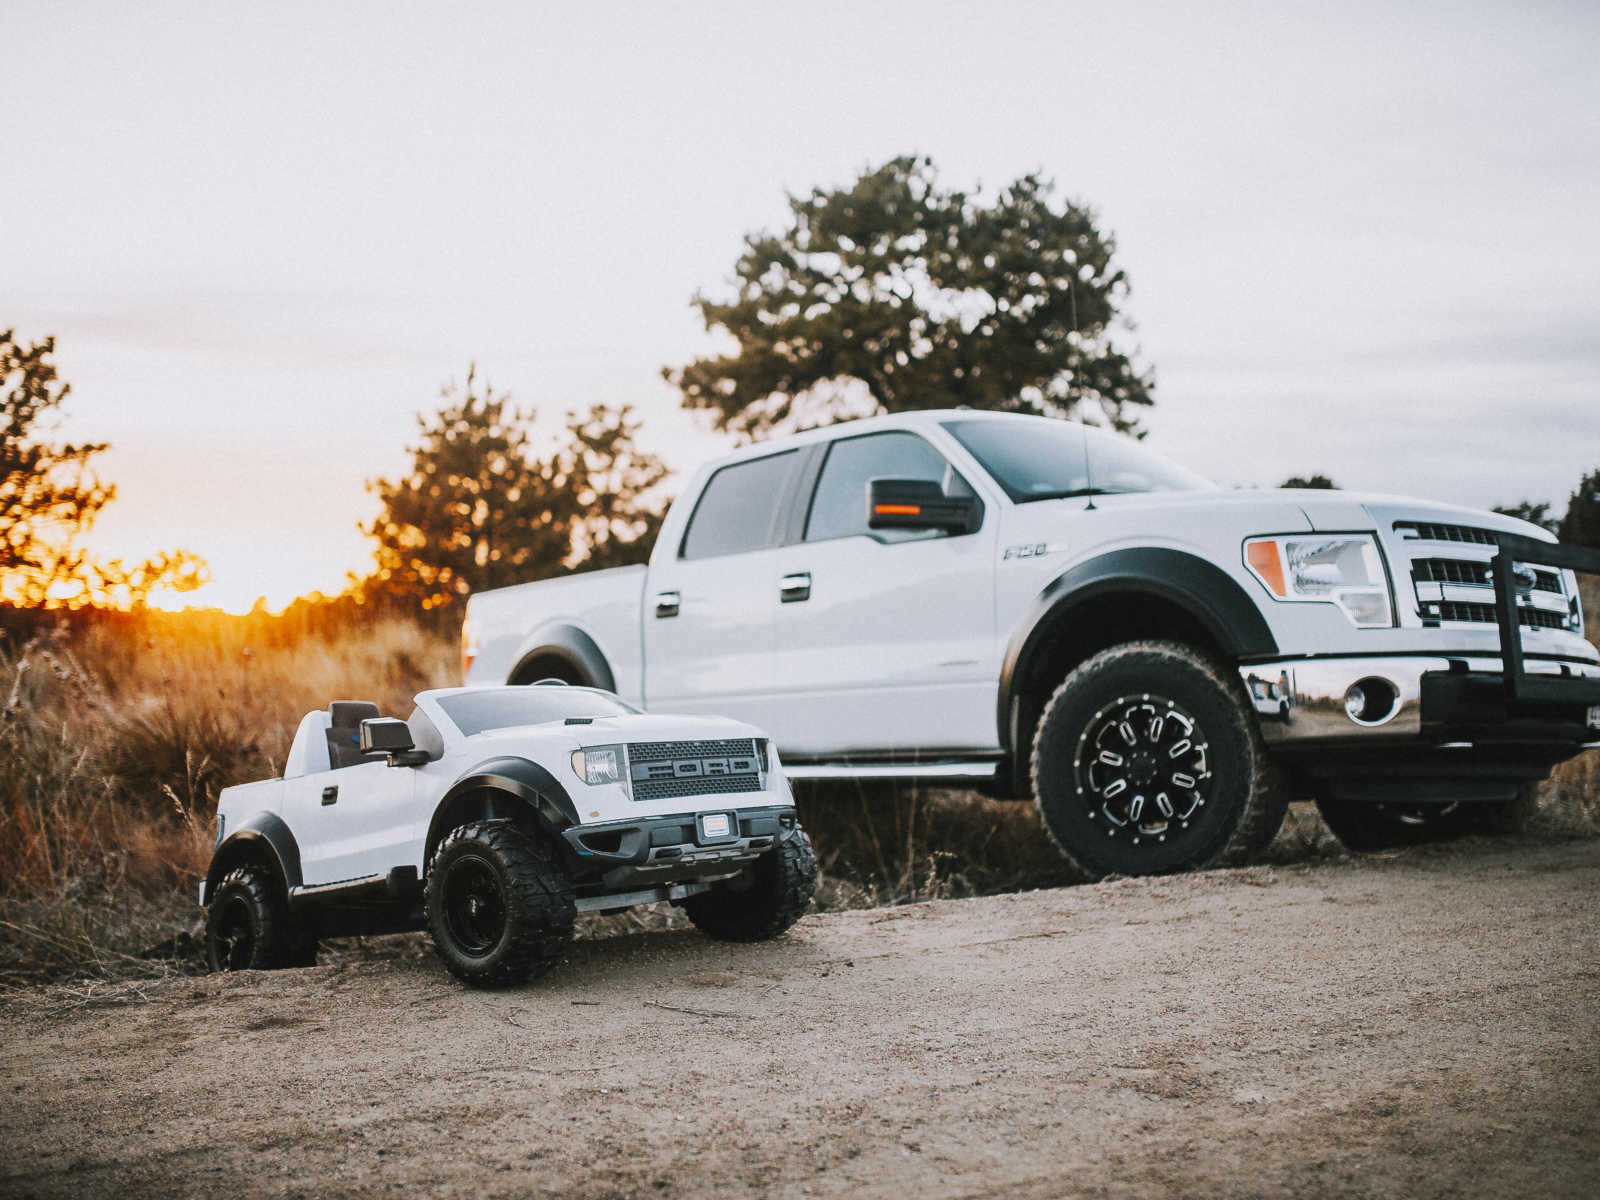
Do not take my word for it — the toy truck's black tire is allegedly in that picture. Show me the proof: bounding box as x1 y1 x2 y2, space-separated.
683 827 817 942
1031 640 1288 881
425 820 575 988
205 866 297 972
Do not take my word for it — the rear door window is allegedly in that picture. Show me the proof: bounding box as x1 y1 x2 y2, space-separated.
679 450 798 560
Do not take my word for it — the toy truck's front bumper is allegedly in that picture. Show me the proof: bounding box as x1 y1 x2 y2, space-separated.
560 803 799 890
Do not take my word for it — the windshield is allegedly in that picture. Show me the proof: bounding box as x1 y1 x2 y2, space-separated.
943 418 1214 502
436 688 638 736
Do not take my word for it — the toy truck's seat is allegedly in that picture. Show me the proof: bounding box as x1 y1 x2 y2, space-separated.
326 701 381 769
283 701 381 777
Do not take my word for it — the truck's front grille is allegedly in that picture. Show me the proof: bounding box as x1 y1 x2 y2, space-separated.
626 738 764 802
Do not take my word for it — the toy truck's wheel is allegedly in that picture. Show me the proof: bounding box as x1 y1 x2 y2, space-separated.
683 826 817 942
425 820 576 988
204 866 297 972
1031 640 1288 880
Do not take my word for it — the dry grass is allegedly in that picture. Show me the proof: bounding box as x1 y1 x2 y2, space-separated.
2 592 1596 985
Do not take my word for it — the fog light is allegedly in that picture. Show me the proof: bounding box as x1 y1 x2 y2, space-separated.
1344 677 1399 725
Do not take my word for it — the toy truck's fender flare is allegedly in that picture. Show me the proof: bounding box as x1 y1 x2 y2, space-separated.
508 623 616 691
997 546 1278 749
203 812 302 905
424 756 582 868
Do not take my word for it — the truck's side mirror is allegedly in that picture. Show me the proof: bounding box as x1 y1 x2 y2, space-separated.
867 478 980 535
360 718 429 767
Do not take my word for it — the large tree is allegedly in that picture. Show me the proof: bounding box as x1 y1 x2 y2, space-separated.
363 369 667 611
1558 469 1599 549
1 329 207 608
665 155 1155 442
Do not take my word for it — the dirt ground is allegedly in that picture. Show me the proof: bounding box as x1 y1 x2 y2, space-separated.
2 836 1597 1200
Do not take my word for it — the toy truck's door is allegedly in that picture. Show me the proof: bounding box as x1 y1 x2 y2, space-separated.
282 762 416 887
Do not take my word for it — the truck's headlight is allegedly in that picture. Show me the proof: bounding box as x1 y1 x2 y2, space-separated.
1244 535 1394 628
571 744 627 788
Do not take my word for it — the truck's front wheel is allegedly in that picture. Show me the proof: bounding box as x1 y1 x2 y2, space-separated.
1031 640 1287 880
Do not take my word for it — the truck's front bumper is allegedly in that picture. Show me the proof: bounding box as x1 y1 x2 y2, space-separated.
1242 655 1600 747
560 803 799 890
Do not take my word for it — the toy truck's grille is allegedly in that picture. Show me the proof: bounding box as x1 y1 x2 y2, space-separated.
1395 524 1579 633
627 738 765 802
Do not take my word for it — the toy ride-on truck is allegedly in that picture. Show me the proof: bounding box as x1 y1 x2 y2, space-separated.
201 684 817 987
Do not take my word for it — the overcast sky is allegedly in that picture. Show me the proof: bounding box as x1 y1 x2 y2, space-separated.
6 0 1598 610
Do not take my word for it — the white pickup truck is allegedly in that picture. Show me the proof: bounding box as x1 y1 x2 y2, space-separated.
464 409 1600 878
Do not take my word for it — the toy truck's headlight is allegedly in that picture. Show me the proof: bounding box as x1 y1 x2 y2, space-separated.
1244 534 1394 628
571 744 628 789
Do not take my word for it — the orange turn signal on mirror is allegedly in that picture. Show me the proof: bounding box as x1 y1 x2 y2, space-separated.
1245 539 1287 597
874 504 921 515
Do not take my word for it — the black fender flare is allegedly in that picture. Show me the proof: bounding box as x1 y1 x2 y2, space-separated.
424 756 581 867
204 811 302 904
509 624 616 691
997 546 1278 751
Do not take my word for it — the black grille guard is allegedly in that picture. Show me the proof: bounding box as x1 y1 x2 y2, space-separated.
1490 533 1600 709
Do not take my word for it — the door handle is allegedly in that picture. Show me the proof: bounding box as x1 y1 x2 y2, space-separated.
655 590 681 618
321 785 338 806
780 572 811 603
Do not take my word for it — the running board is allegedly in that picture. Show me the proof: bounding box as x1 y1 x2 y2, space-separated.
783 761 1000 782
575 881 712 913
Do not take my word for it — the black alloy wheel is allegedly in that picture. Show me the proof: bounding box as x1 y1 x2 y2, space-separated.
1077 694 1213 846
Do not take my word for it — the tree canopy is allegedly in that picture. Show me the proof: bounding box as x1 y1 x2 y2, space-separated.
665 155 1154 442
1557 469 1599 549
1280 474 1339 490
1 330 207 608
362 369 667 611
1491 500 1558 533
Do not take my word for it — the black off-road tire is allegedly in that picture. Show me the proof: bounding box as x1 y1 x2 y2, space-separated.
1031 639 1289 880
683 827 818 942
1316 781 1541 851
425 820 576 988
205 866 298 972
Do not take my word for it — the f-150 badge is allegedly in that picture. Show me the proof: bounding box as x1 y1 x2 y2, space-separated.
1003 543 1052 560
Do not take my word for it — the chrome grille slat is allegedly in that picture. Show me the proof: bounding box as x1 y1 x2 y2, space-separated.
1393 520 1499 546
1410 557 1563 595
1432 601 1569 631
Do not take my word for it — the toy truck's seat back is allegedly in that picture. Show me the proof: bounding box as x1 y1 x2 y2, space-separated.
283 701 382 777
326 701 381 769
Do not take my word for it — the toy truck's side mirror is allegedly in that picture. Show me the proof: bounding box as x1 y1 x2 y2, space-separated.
360 718 429 767
867 478 981 535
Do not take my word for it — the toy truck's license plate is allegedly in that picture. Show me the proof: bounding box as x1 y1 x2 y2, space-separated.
699 813 732 840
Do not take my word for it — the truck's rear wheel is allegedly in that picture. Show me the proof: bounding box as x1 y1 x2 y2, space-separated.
425 820 576 988
1031 640 1287 880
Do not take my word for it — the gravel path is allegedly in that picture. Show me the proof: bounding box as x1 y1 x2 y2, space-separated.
2 836 1597 1198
